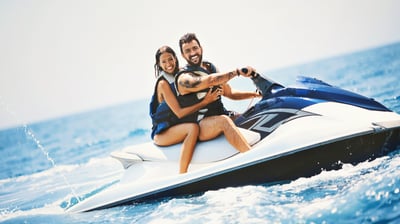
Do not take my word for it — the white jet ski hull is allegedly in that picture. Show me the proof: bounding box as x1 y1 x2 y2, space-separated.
67 101 400 213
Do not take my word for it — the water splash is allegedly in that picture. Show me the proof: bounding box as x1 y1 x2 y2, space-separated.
0 96 80 205
24 125 81 205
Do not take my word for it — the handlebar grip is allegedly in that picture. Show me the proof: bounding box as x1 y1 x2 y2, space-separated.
241 68 258 78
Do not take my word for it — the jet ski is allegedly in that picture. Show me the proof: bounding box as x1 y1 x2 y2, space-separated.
67 72 400 213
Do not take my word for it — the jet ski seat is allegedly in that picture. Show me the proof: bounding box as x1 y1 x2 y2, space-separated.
111 128 261 169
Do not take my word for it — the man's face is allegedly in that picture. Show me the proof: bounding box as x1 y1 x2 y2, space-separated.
181 40 203 66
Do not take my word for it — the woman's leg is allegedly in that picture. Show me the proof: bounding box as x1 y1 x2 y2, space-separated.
199 115 250 153
154 123 199 173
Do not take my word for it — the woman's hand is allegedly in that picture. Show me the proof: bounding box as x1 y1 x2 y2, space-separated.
202 88 220 104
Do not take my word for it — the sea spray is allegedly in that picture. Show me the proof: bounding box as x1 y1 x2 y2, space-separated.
0 96 81 206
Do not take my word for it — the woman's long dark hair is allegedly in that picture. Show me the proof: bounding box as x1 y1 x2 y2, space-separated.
154 46 179 78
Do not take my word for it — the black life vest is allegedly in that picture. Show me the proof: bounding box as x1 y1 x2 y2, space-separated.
149 73 198 139
175 61 228 118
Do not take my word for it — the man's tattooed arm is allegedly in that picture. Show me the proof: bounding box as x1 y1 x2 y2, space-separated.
178 73 202 89
208 71 236 86
178 70 239 93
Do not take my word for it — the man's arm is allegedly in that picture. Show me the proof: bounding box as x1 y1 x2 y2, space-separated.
222 83 262 100
177 70 239 95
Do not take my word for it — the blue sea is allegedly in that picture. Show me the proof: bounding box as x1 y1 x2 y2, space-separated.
1 42 400 223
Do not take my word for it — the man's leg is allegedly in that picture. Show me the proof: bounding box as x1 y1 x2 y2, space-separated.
199 115 250 152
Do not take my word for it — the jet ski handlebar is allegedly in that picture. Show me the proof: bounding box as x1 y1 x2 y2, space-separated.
241 68 259 78
240 68 283 96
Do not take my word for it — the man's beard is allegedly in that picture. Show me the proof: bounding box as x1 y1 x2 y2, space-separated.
187 54 202 66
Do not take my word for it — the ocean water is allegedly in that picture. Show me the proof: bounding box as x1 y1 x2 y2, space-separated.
1 42 400 223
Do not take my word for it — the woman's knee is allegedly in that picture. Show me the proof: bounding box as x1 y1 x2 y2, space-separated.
186 123 200 135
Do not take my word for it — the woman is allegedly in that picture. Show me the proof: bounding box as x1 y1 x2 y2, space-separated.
150 46 219 173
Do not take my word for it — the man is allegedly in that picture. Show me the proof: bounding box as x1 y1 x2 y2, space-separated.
177 33 261 117
175 33 261 152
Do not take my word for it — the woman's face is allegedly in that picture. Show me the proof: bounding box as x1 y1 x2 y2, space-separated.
159 52 177 74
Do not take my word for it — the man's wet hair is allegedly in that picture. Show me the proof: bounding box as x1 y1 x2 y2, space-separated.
179 33 201 53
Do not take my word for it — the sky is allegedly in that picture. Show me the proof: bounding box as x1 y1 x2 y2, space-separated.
1 0 400 129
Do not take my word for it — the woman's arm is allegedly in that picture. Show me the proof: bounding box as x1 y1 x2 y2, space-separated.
158 80 219 119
